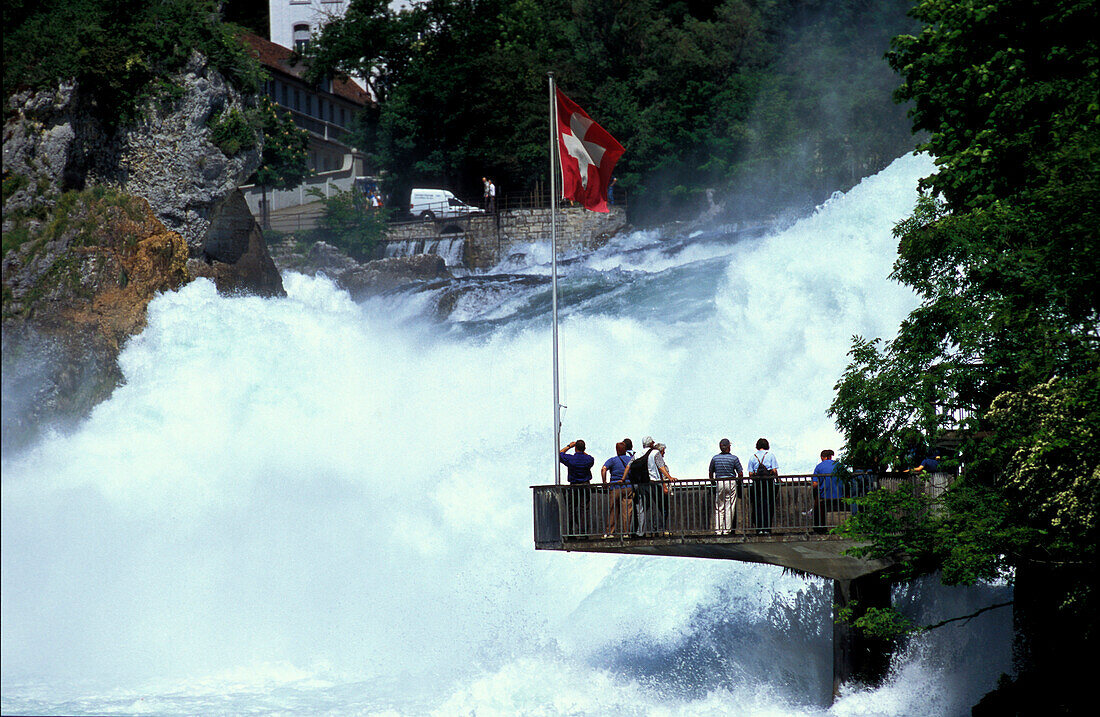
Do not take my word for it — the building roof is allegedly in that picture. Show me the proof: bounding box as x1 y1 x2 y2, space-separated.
241 32 371 107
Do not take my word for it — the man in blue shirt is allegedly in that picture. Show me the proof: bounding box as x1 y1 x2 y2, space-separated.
812 449 842 533
602 442 632 537
560 440 595 536
914 455 940 473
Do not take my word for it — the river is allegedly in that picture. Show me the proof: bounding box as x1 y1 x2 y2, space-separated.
1 152 1013 715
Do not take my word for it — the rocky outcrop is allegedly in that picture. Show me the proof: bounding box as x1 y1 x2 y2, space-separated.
185 189 284 296
3 53 263 257
2 190 189 450
269 239 363 277
267 238 453 299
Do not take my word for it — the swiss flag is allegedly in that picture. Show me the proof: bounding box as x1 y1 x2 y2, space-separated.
556 89 624 213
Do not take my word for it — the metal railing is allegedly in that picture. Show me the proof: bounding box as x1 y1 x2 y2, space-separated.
497 189 627 212
533 473 950 545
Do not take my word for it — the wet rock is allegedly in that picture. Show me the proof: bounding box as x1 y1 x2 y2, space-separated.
186 190 284 297
266 239 361 277
338 254 452 300
306 241 362 277
432 274 547 320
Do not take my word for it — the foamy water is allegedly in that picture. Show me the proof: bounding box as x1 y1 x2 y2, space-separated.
1 154 1013 715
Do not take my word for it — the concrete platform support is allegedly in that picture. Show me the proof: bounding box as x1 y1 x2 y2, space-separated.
832 573 893 697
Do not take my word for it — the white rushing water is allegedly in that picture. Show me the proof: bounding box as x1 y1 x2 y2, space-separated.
1 153 1013 715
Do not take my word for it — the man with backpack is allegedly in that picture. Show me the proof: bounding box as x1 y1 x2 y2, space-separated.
747 437 780 534
624 436 659 536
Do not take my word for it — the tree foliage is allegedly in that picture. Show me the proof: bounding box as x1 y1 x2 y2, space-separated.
3 0 265 124
828 0 1099 698
306 0 917 221
305 188 390 261
251 98 311 191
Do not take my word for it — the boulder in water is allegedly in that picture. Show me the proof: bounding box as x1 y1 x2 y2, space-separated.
338 254 452 300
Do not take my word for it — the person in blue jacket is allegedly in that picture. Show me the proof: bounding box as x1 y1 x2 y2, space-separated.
812 449 842 533
560 440 595 536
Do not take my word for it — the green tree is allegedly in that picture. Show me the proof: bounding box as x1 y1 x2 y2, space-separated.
305 0 916 221
829 0 1099 709
4 0 264 123
306 188 389 261
250 98 311 228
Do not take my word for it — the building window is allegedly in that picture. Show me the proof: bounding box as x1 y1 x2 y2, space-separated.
293 24 311 53
339 107 346 127
282 82 289 107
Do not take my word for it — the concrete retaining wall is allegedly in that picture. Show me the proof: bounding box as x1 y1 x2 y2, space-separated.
382 206 628 269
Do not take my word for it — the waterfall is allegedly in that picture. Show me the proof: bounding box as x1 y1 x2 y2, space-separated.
1 154 1014 715
382 236 466 266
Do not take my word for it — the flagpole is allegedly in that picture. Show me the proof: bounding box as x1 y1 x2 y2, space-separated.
549 72 561 486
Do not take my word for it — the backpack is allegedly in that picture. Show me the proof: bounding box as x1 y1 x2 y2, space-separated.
751 452 775 477
628 448 655 484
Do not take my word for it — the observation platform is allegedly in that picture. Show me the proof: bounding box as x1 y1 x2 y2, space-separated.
533 474 948 581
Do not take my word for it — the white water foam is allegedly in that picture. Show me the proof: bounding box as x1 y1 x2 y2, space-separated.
1 153 1012 715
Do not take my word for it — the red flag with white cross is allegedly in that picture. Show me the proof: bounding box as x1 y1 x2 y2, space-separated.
556 89 624 213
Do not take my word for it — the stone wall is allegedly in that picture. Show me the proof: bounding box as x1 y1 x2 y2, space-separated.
382 206 628 269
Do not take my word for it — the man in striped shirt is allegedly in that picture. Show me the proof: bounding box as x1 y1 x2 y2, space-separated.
709 438 744 533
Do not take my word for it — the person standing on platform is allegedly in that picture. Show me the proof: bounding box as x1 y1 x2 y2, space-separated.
602 442 632 537
652 442 677 534
626 436 658 535
747 438 780 534
710 438 744 533
812 449 841 533
560 440 595 536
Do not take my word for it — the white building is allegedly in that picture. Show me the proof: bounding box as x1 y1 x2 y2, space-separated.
239 32 371 219
269 0 349 54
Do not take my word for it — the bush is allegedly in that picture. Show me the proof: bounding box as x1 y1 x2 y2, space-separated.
207 106 257 157
305 188 389 261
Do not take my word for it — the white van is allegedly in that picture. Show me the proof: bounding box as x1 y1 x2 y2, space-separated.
409 188 484 220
